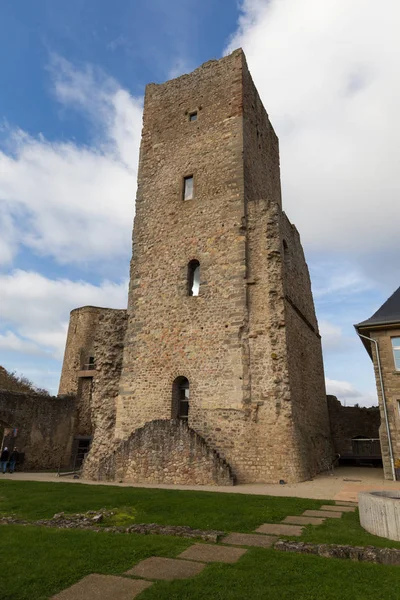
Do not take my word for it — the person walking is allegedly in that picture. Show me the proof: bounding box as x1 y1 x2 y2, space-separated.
8 448 19 474
0 447 9 474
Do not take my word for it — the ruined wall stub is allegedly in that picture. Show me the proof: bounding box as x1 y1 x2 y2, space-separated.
113 49 332 483
59 306 127 443
0 390 76 470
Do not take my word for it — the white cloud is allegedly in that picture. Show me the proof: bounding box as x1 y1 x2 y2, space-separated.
0 56 142 267
227 0 400 278
319 320 352 354
326 377 377 407
311 261 373 302
0 270 128 359
0 331 48 357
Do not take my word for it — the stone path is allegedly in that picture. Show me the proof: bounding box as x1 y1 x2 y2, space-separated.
53 499 358 599
256 523 305 536
320 505 356 513
126 556 206 580
178 543 247 563
52 574 152 599
302 509 343 519
281 516 325 526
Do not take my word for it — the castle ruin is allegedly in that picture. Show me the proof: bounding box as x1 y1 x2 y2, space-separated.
58 49 334 484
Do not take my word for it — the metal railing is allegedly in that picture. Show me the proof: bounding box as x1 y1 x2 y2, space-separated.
57 448 90 478
82 362 96 370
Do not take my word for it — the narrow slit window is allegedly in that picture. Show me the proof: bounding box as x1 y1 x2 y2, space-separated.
188 260 200 296
189 111 197 122
183 176 194 200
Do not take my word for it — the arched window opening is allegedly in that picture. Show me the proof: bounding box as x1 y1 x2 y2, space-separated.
188 260 200 296
172 376 189 420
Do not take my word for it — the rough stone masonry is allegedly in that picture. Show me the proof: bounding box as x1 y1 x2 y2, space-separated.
58 49 334 484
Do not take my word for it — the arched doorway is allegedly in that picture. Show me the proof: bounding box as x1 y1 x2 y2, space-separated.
172 377 189 420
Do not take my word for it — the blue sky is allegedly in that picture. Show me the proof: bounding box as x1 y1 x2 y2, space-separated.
0 0 398 404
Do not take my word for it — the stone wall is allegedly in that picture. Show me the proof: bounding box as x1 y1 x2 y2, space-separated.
275 540 400 566
327 395 380 456
82 309 127 477
59 306 107 396
109 49 332 484
0 390 76 469
59 306 127 459
281 214 333 477
96 419 234 486
369 327 400 478
115 50 249 472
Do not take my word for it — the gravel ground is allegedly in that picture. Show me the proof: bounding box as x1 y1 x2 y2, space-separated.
2 466 400 501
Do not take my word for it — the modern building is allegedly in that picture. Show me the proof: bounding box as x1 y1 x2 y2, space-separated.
355 286 400 480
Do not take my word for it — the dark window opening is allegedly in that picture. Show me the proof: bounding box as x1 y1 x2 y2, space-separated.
187 260 200 296
183 175 194 200
283 239 291 269
172 376 189 420
189 111 197 121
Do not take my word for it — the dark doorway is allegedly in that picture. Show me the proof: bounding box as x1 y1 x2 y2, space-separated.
71 436 92 469
172 377 189 420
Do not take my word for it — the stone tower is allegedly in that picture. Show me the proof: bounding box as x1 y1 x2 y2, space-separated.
108 49 332 483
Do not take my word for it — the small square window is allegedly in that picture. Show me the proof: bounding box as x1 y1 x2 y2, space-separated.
189 112 197 122
183 175 194 200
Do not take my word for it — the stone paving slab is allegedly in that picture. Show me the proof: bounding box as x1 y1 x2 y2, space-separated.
282 516 325 526
303 510 342 519
256 523 304 536
320 505 356 513
335 501 358 506
125 557 205 580
222 532 276 548
51 574 152 599
178 543 247 563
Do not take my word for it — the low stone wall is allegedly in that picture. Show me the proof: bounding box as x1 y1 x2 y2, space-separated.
359 491 400 542
0 513 223 542
327 395 380 456
0 390 77 469
275 540 400 565
96 419 234 486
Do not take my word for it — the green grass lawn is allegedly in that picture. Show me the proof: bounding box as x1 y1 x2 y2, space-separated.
0 480 324 532
1 481 400 599
0 525 191 600
1 526 399 600
140 548 400 600
297 510 400 549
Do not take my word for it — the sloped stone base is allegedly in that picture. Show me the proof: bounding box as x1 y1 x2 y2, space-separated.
93 419 234 486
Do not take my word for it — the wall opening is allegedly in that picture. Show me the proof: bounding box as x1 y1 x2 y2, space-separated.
71 435 92 469
183 175 194 200
172 376 189 420
187 260 200 296
283 239 291 269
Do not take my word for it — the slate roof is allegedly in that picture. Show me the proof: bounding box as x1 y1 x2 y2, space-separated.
354 286 400 358
355 286 400 329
